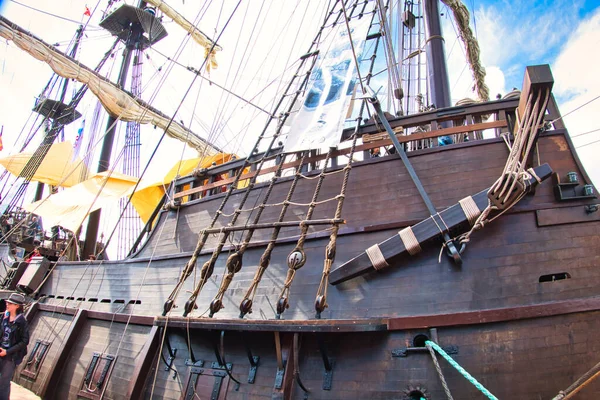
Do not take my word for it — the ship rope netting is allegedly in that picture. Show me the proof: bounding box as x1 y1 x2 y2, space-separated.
162 0 385 320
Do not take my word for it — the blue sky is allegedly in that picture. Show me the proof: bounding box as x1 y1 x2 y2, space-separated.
440 0 600 179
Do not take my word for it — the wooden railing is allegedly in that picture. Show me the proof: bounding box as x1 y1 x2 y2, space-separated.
170 97 522 202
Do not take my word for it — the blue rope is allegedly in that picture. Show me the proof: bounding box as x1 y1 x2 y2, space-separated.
425 340 498 400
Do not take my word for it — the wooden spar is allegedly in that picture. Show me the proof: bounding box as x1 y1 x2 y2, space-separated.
329 163 553 285
367 87 463 264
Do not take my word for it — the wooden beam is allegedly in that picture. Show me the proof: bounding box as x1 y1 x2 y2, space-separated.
40 309 88 400
341 97 519 140
126 325 160 400
272 333 294 400
158 296 600 334
154 316 388 333
387 296 600 330
24 301 40 322
536 205 600 227
37 304 154 325
330 163 553 285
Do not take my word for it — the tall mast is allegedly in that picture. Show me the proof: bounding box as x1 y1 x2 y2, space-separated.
33 25 85 202
423 0 451 109
82 1 166 258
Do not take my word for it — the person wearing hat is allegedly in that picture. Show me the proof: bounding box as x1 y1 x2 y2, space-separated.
0 293 29 400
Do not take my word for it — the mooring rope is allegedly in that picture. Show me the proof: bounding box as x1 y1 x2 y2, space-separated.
426 340 498 400
426 342 454 400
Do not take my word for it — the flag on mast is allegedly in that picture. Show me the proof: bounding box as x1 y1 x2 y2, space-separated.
84 6 91 17
73 119 85 160
0 125 4 151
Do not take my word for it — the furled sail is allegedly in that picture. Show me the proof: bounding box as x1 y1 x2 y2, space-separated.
0 16 220 154
145 0 221 72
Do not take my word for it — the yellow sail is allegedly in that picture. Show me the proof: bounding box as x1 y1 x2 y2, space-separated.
0 16 219 154
23 154 236 232
0 141 88 187
145 0 221 72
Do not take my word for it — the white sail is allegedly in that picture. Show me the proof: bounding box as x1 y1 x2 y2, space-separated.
0 17 219 154
145 0 221 72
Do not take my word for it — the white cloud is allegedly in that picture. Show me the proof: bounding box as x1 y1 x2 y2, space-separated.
552 8 600 187
442 1 600 186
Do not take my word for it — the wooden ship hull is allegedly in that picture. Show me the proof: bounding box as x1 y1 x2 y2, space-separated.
8 84 600 399
1 1 598 399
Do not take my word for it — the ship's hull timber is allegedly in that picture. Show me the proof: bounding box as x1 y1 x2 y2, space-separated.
12 99 600 398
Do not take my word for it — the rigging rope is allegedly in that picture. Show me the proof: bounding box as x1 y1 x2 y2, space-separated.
163 0 338 317
454 87 550 247
427 341 454 400
275 148 335 318
208 152 288 317
426 340 498 400
238 153 307 317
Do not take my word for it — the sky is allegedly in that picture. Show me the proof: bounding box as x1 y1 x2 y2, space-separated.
0 0 599 253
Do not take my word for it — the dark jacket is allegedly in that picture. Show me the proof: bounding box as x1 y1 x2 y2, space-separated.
0 313 29 365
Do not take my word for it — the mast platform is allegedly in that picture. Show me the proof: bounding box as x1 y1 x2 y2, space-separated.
32 98 81 125
99 4 167 50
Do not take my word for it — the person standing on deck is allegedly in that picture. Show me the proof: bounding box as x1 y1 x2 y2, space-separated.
0 294 29 400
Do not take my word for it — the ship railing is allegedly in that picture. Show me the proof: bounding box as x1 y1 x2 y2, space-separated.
169 94 564 205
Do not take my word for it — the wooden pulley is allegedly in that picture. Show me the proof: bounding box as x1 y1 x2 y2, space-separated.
183 298 196 317
314 295 327 314
488 172 525 210
394 87 404 100
209 298 223 317
162 299 174 316
239 298 253 317
200 260 215 280
276 297 289 316
226 252 243 273
287 248 306 270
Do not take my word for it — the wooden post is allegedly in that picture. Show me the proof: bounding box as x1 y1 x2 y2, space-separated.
40 309 88 400
126 325 160 400
515 65 554 134
272 333 294 400
24 301 40 322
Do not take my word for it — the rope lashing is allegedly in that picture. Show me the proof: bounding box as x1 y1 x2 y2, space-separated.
399 226 422 256
458 196 480 226
426 343 454 400
366 243 389 270
453 88 550 249
527 167 542 184
425 341 498 400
